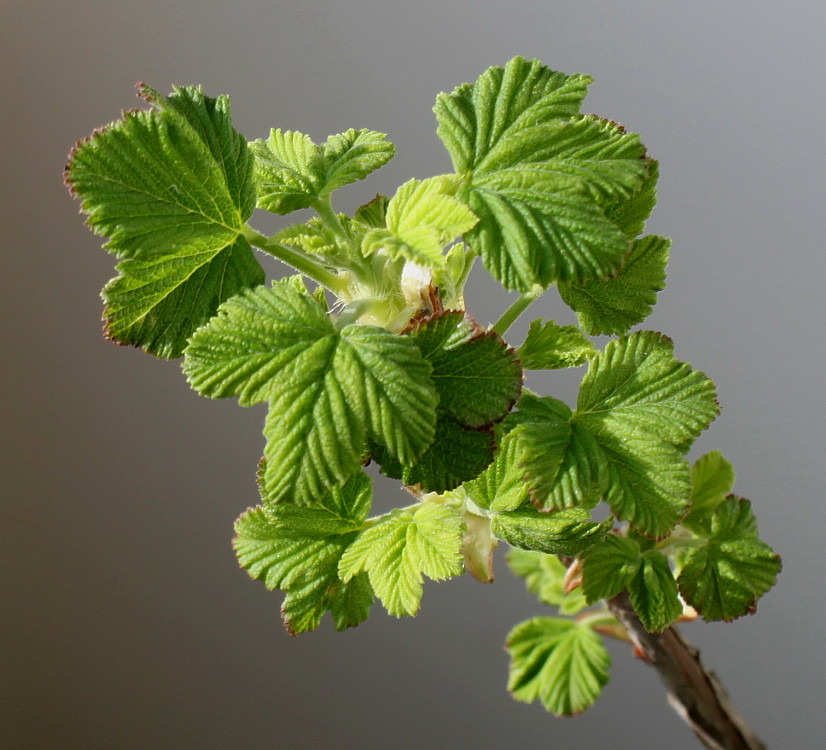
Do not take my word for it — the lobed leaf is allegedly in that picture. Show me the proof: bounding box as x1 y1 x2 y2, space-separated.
576 331 719 449
677 497 781 621
338 504 464 617
65 84 263 358
232 472 375 634
506 617 610 716
362 176 478 268
251 128 394 214
184 283 437 504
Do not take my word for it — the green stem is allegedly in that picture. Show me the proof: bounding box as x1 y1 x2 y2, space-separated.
490 284 544 336
313 195 347 237
242 226 349 294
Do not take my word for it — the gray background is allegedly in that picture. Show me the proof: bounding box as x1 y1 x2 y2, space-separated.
2 1 824 748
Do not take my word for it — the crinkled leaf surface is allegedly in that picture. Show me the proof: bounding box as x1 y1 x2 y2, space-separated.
507 394 606 511
559 235 669 336
362 177 478 267
580 534 642 604
371 417 495 494
491 508 612 556
184 282 437 504
463 434 530 512
506 549 588 615
576 331 719 449
434 57 648 291
678 497 781 621
338 503 464 617
517 319 595 370
406 310 522 428
233 472 374 634
251 128 394 213
604 158 659 238
627 550 682 632
683 451 736 534
506 617 610 716
65 84 263 358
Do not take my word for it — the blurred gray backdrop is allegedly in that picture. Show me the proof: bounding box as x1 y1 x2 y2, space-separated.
2 1 824 748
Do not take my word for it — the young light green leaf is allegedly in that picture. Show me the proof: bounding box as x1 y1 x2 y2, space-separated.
183 283 437 504
580 534 642 604
517 319 596 370
353 194 389 228
338 504 464 617
558 235 670 336
506 617 610 716
576 331 719 450
65 84 263 358
362 177 478 267
371 418 495 494
274 215 356 261
251 128 394 214
232 472 374 634
491 508 612 556
627 550 682 632
405 310 522 428
682 451 736 534
507 394 606 511
463 434 530 512
507 549 588 615
678 497 781 621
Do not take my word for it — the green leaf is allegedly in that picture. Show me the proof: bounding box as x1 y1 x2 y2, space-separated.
678 497 781 621
517 319 596 370
434 58 650 292
604 158 659 238
576 331 719 450
507 394 606 511
274 215 356 261
405 310 522 428
434 56 592 175
65 84 263 358
338 504 464 617
596 430 691 539
463 433 530 512
491 508 612 556
580 534 642 604
682 451 736 534
559 235 670 336
506 617 610 716
464 176 630 291
627 550 682 632
362 177 478 267
507 549 588 615
371 417 495 494
232 472 374 634
183 283 437 504
251 128 394 214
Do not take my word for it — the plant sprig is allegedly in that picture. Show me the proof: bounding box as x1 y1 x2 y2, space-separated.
66 56 780 738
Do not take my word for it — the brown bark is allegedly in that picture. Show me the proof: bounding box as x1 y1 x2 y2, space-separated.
607 592 766 750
